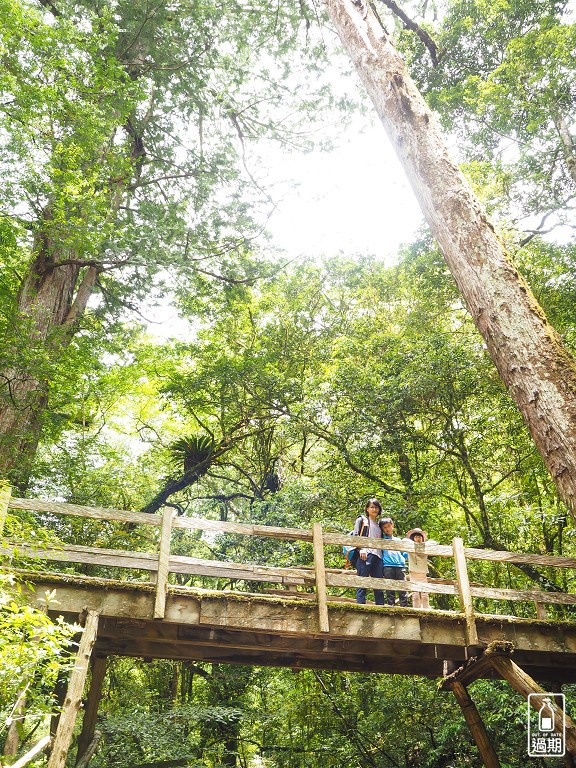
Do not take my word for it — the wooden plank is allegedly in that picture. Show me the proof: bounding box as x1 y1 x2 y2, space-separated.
469 584 576 606
154 507 173 619
9 735 51 768
47 610 100 768
327 572 458 595
169 555 314 582
264 589 356 603
172 563 296 584
9 498 161 527
535 601 548 619
489 655 576 755
2 542 158 571
453 537 479 647
0 483 11 537
10 495 576 572
75 657 107 764
172 515 313 541
451 682 501 768
312 523 329 633
464 546 576 569
2 543 316 585
7 541 573 608
332 571 576 606
10 497 314 540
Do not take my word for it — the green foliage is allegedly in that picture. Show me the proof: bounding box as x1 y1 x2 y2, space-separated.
0 573 78 749
0 0 346 484
169 435 216 475
400 0 576 229
4 2 576 760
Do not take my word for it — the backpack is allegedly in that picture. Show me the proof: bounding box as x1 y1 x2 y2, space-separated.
343 535 360 568
343 516 372 568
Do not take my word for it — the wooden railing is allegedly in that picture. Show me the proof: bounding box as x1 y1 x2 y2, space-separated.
2 490 576 642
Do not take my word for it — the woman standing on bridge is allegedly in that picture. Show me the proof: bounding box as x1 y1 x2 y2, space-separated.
353 498 386 605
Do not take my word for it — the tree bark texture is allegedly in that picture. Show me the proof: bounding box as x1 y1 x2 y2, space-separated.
324 0 576 516
0 208 100 486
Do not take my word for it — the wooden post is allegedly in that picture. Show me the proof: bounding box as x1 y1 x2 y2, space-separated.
453 537 479 647
451 681 501 768
47 610 100 768
489 654 576 755
3 686 28 757
8 735 51 768
0 482 12 536
75 657 107 765
534 600 548 620
153 506 174 619
75 731 102 768
312 522 330 633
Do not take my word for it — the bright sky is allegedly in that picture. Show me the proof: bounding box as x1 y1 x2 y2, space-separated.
263 115 423 264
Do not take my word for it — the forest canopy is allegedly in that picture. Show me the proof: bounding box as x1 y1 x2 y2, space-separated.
1 0 576 766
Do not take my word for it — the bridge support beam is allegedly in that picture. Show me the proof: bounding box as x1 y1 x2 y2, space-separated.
75 656 107 766
442 641 576 760
451 681 501 768
489 654 576 756
47 610 99 768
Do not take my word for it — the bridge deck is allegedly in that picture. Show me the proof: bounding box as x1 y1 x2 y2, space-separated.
25 572 576 682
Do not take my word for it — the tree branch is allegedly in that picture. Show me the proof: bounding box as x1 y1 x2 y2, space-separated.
37 0 61 17
377 0 441 65
63 265 103 329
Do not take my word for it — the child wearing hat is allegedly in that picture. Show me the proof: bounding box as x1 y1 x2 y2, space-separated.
404 528 437 609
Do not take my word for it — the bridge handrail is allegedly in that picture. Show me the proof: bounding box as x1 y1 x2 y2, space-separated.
8 497 576 568
3 494 576 638
5 495 576 571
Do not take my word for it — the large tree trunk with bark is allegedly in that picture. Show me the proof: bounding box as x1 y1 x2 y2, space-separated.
0 208 100 488
325 0 576 516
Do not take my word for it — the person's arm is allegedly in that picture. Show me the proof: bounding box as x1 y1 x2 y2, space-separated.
354 517 370 560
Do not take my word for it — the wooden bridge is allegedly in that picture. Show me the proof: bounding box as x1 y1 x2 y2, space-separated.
2 487 576 767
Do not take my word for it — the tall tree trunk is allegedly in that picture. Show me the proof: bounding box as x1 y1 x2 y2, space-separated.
0 208 99 488
325 0 576 517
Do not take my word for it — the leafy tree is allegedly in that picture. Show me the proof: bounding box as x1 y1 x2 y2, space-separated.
0 0 334 489
403 0 576 235
324 0 576 518
0 573 78 757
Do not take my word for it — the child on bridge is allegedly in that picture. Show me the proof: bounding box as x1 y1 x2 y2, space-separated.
381 516 409 607
404 527 437 609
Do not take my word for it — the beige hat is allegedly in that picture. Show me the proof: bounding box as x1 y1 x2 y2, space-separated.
406 527 427 542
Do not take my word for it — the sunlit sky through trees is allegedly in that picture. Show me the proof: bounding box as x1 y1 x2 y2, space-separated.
147 0 576 340
264 115 423 262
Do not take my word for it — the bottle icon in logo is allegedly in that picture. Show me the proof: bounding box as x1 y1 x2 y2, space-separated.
539 697 555 732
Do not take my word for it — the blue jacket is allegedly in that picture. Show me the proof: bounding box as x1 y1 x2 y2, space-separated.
382 536 408 568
